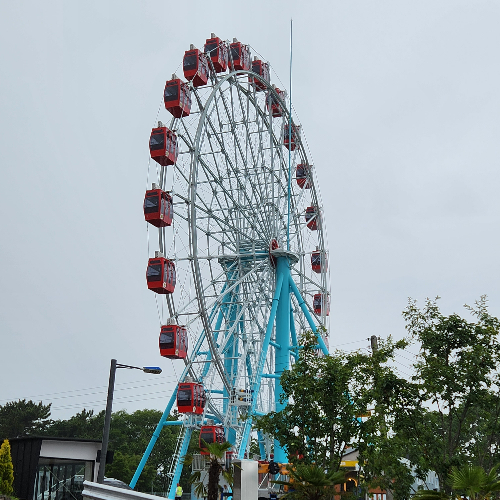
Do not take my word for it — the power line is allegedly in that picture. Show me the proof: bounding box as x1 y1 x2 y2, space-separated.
50 391 176 412
0 375 179 404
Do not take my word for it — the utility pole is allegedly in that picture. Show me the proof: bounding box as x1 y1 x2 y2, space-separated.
97 358 117 483
370 335 379 353
97 359 162 484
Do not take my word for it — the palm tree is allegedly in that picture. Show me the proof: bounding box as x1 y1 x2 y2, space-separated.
185 440 233 500
413 465 500 500
449 465 500 500
272 463 345 500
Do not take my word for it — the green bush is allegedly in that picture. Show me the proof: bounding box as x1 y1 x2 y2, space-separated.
0 439 14 495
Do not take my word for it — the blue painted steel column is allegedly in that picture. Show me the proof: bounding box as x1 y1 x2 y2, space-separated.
130 281 230 489
289 277 329 356
167 427 193 499
238 272 284 459
289 307 299 360
274 257 291 463
224 283 239 446
129 386 179 488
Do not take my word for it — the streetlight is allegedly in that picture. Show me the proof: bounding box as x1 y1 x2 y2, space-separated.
97 359 162 483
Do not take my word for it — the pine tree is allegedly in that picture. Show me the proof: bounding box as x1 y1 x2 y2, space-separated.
0 439 14 495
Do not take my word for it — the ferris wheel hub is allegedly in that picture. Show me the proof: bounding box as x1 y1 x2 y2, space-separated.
269 248 299 264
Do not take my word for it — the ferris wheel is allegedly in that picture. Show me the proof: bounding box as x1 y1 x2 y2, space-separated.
130 34 330 496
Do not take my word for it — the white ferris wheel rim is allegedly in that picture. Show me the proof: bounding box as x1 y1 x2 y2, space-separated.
150 66 329 429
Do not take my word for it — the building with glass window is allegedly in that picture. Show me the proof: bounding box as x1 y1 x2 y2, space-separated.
9 436 102 500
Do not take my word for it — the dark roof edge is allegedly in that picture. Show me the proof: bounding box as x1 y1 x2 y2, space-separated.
8 436 101 444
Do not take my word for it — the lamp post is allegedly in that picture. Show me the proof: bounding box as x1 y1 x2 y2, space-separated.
97 359 162 483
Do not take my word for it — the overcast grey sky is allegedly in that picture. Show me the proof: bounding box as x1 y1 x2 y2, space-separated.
1 1 499 419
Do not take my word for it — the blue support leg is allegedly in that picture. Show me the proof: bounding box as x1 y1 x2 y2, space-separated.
274 257 291 463
289 277 329 356
129 386 179 488
290 307 299 360
238 272 284 459
131 280 232 489
167 427 193 499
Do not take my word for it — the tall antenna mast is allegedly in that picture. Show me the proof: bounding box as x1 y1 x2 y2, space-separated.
287 18 293 250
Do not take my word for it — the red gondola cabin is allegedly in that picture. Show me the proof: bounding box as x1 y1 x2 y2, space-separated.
229 40 250 70
249 59 270 91
199 425 225 454
204 35 228 73
266 87 285 117
305 206 320 231
143 188 173 227
296 164 311 189
177 382 205 414
183 47 209 87
311 250 328 273
164 77 191 118
149 126 178 166
159 324 188 359
146 257 176 294
284 123 300 150
313 293 330 316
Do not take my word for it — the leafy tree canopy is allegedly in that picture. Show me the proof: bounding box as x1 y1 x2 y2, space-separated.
0 399 52 439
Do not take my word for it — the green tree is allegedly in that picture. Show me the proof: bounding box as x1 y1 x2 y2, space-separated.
414 464 500 500
256 330 363 470
105 451 158 491
256 329 424 500
0 439 14 495
45 408 182 493
256 331 408 471
44 409 104 440
0 399 52 439
105 409 180 491
399 296 500 491
272 464 345 500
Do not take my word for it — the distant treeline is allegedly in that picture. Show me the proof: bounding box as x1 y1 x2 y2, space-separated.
0 399 194 492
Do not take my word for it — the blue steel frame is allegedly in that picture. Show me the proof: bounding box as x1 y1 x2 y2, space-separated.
130 254 328 497
237 253 328 462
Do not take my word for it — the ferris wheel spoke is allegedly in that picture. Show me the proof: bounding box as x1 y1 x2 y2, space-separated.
192 120 242 237
175 264 235 319
196 153 266 244
205 94 271 239
230 81 276 238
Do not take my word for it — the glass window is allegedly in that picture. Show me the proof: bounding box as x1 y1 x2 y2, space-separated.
144 195 159 214
252 62 261 74
147 264 162 281
205 42 218 56
296 166 305 178
164 84 179 102
314 296 321 307
201 431 214 444
231 46 240 61
149 133 164 151
312 253 321 266
34 459 91 500
183 54 198 71
178 388 192 405
160 330 175 347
